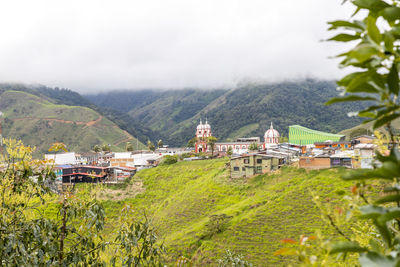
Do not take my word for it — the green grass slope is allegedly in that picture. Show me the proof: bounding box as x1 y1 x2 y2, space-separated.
102 159 355 266
0 90 145 155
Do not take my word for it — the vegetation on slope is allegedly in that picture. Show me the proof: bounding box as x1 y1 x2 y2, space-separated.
0 90 145 155
101 158 355 266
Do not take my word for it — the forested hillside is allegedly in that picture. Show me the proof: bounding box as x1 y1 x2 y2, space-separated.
86 80 367 146
0 88 145 155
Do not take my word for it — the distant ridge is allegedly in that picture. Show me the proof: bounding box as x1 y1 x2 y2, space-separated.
86 79 367 146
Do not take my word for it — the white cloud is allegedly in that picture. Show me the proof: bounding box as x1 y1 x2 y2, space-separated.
0 0 354 92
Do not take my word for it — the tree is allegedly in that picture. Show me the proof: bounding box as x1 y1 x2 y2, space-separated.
147 140 155 152
157 139 163 149
102 144 111 152
187 137 197 148
227 146 233 156
93 144 101 153
278 1 400 265
126 142 134 151
207 136 218 156
279 136 288 143
248 143 258 151
0 139 165 265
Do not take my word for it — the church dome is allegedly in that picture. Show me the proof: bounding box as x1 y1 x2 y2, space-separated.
264 122 280 144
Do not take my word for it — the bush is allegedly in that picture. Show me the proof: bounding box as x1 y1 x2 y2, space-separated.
161 155 179 165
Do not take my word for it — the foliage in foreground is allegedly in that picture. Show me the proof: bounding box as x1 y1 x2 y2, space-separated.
0 139 164 266
279 0 400 265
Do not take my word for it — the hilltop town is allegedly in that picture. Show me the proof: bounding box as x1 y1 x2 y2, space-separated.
39 117 379 189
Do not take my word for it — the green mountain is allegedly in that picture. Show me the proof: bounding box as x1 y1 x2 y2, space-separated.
28 85 158 145
0 89 145 155
101 158 355 266
86 80 367 146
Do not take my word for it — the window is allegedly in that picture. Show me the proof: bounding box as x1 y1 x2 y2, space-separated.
257 159 262 164
233 167 239 171
256 166 262 173
244 158 249 164
242 167 245 171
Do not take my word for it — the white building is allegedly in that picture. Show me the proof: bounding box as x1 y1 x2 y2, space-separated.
45 152 77 165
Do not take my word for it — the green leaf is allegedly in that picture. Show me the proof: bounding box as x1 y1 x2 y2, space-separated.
337 71 367 86
343 168 396 180
358 111 376 118
359 252 400 267
382 7 400 22
374 219 393 246
330 241 368 254
359 205 387 218
343 72 372 92
326 95 377 105
375 195 400 204
358 105 385 113
373 113 400 128
353 0 390 12
349 43 379 63
387 63 399 95
367 15 382 44
384 32 395 53
327 20 365 31
329 33 361 42
348 82 379 94
377 209 400 224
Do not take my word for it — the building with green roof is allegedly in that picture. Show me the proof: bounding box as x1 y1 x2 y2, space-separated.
288 125 345 145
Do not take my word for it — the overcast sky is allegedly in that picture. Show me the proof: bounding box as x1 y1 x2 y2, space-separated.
0 0 354 93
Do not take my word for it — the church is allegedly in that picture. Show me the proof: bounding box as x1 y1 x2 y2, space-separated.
194 120 280 154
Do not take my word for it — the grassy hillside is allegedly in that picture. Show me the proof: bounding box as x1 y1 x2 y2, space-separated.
0 90 145 155
101 159 355 266
86 80 367 146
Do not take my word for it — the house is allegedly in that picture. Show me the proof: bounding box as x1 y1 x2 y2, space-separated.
330 151 355 168
45 152 78 165
109 166 136 181
314 141 352 150
230 153 282 179
353 135 376 144
62 166 109 183
354 143 376 169
299 155 331 170
77 152 99 165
